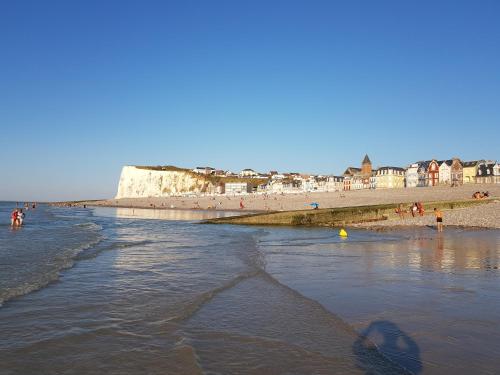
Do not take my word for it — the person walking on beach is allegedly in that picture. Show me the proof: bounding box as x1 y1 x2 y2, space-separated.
434 208 443 232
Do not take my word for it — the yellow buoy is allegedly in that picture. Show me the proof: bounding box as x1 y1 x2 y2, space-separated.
339 228 348 237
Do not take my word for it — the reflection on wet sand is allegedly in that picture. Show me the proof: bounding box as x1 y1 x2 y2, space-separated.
260 227 500 374
406 230 500 272
361 230 500 272
93 207 245 221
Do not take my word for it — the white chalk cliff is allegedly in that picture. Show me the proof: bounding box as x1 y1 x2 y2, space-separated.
115 166 217 198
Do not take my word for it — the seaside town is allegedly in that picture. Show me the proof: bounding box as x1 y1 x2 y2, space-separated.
86 155 499 228
189 155 500 195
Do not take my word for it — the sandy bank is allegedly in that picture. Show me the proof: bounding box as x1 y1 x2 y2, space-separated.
66 184 499 212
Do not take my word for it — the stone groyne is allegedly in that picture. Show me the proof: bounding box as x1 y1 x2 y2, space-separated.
204 199 495 227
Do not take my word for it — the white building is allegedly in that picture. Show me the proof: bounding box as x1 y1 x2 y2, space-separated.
302 176 326 192
438 160 452 185
370 174 377 189
240 169 258 177
225 182 252 194
326 176 344 192
405 163 419 188
193 167 215 175
268 180 294 193
494 162 500 184
351 176 365 190
271 174 286 180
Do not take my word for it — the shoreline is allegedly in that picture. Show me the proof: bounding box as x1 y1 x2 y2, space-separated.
354 223 500 231
51 202 267 214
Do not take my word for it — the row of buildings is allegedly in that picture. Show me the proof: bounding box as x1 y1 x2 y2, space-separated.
191 155 499 195
193 166 282 179
340 155 500 191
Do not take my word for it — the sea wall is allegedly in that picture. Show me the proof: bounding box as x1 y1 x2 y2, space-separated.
115 166 216 198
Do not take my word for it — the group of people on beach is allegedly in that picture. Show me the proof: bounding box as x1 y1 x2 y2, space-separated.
396 202 424 219
395 202 444 231
472 191 489 199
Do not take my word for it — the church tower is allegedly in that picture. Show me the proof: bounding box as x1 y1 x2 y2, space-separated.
361 154 372 176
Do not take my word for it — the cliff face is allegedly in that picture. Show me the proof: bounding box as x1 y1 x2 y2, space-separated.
115 166 217 198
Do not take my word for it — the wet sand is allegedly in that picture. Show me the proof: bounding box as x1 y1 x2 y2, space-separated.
2 205 499 374
260 226 500 374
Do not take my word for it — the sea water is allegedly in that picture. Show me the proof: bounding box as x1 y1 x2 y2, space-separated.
0 202 499 374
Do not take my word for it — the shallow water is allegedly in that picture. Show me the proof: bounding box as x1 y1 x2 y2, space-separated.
0 203 499 374
0 202 102 306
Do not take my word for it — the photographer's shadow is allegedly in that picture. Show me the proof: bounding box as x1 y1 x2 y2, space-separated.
353 320 422 374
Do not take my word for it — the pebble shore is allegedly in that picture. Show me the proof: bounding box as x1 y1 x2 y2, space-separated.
355 201 500 229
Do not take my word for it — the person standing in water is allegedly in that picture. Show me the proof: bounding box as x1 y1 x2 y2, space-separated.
10 209 18 227
434 208 443 232
17 209 25 226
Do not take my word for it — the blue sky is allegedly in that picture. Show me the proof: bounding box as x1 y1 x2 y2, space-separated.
1 0 499 201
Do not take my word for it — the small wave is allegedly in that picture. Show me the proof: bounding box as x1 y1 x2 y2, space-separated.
74 222 103 231
169 269 263 323
0 236 103 307
75 239 156 261
0 270 61 308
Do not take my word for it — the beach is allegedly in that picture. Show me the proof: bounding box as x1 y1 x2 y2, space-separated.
69 184 500 229
73 184 500 211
